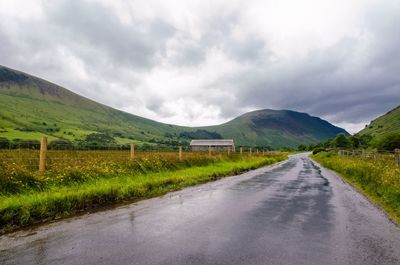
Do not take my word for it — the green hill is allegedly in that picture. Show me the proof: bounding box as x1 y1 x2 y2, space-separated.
0 65 183 145
201 109 348 148
358 105 400 137
0 65 347 148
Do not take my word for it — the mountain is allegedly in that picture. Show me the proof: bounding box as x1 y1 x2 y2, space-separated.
357 105 400 141
200 109 348 148
0 65 347 148
0 65 183 145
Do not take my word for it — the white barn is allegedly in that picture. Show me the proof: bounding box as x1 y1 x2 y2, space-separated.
190 139 235 152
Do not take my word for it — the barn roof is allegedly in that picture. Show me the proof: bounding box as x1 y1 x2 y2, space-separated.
190 139 235 146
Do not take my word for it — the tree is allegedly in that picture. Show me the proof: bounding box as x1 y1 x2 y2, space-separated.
323 138 332 148
332 133 351 148
297 144 307 151
79 133 117 149
0 137 9 149
280 147 293 152
49 139 74 150
179 130 222 140
359 134 372 149
11 139 40 149
376 133 400 151
349 136 360 149
307 143 315 151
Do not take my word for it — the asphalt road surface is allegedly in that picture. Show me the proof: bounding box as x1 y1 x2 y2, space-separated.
1 153 400 265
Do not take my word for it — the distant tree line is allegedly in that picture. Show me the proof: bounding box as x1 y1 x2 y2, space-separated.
0 133 188 150
178 130 223 140
298 132 400 153
0 134 123 150
0 137 41 149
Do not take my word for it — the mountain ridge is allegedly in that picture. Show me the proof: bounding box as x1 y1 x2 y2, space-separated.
0 65 347 148
202 109 348 147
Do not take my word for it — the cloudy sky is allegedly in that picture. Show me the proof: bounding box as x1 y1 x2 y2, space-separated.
0 0 399 133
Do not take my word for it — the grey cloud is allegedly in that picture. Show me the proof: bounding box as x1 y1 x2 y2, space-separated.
0 0 177 111
168 10 268 67
45 0 176 70
227 37 267 62
218 11 400 125
0 0 399 131
145 95 165 114
169 40 206 66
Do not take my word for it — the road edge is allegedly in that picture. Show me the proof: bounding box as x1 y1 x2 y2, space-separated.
309 156 400 226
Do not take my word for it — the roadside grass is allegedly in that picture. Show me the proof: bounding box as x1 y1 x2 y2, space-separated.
311 152 400 224
0 152 286 233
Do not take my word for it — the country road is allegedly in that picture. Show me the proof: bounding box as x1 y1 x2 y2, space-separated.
1 153 400 265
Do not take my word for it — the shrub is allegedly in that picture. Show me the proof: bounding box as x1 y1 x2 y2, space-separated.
11 139 40 149
78 133 117 149
49 139 74 150
297 144 307 151
312 148 326 155
376 132 400 151
332 133 351 148
0 137 9 149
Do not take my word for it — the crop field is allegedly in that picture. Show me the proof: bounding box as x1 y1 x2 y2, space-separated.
0 148 286 232
312 151 400 223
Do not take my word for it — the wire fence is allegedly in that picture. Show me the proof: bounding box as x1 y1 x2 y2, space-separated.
0 137 279 173
337 149 400 166
0 142 274 151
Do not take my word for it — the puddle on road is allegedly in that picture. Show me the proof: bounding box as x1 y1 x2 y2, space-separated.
229 159 298 192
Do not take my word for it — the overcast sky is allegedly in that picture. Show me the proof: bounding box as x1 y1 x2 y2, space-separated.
1 0 399 133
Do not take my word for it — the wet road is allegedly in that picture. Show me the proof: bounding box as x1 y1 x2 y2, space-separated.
1 154 400 265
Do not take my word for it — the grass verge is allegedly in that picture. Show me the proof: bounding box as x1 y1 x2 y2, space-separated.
311 152 400 224
0 155 285 233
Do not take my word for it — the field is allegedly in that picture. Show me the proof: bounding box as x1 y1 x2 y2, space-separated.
0 148 286 233
312 151 400 223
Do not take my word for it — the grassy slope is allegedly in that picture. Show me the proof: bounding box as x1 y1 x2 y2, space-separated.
0 155 285 232
357 105 400 141
312 152 400 224
0 65 347 147
202 109 348 148
0 67 184 144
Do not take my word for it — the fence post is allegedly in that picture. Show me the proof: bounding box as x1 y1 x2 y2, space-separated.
249 148 252 156
227 147 231 156
39 136 47 173
208 145 212 158
179 145 183 161
240 146 243 156
130 144 135 160
395 149 400 166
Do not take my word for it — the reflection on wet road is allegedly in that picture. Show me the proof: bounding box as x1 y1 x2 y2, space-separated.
1 154 400 265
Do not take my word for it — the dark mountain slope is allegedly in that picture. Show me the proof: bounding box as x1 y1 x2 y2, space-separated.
201 109 348 148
